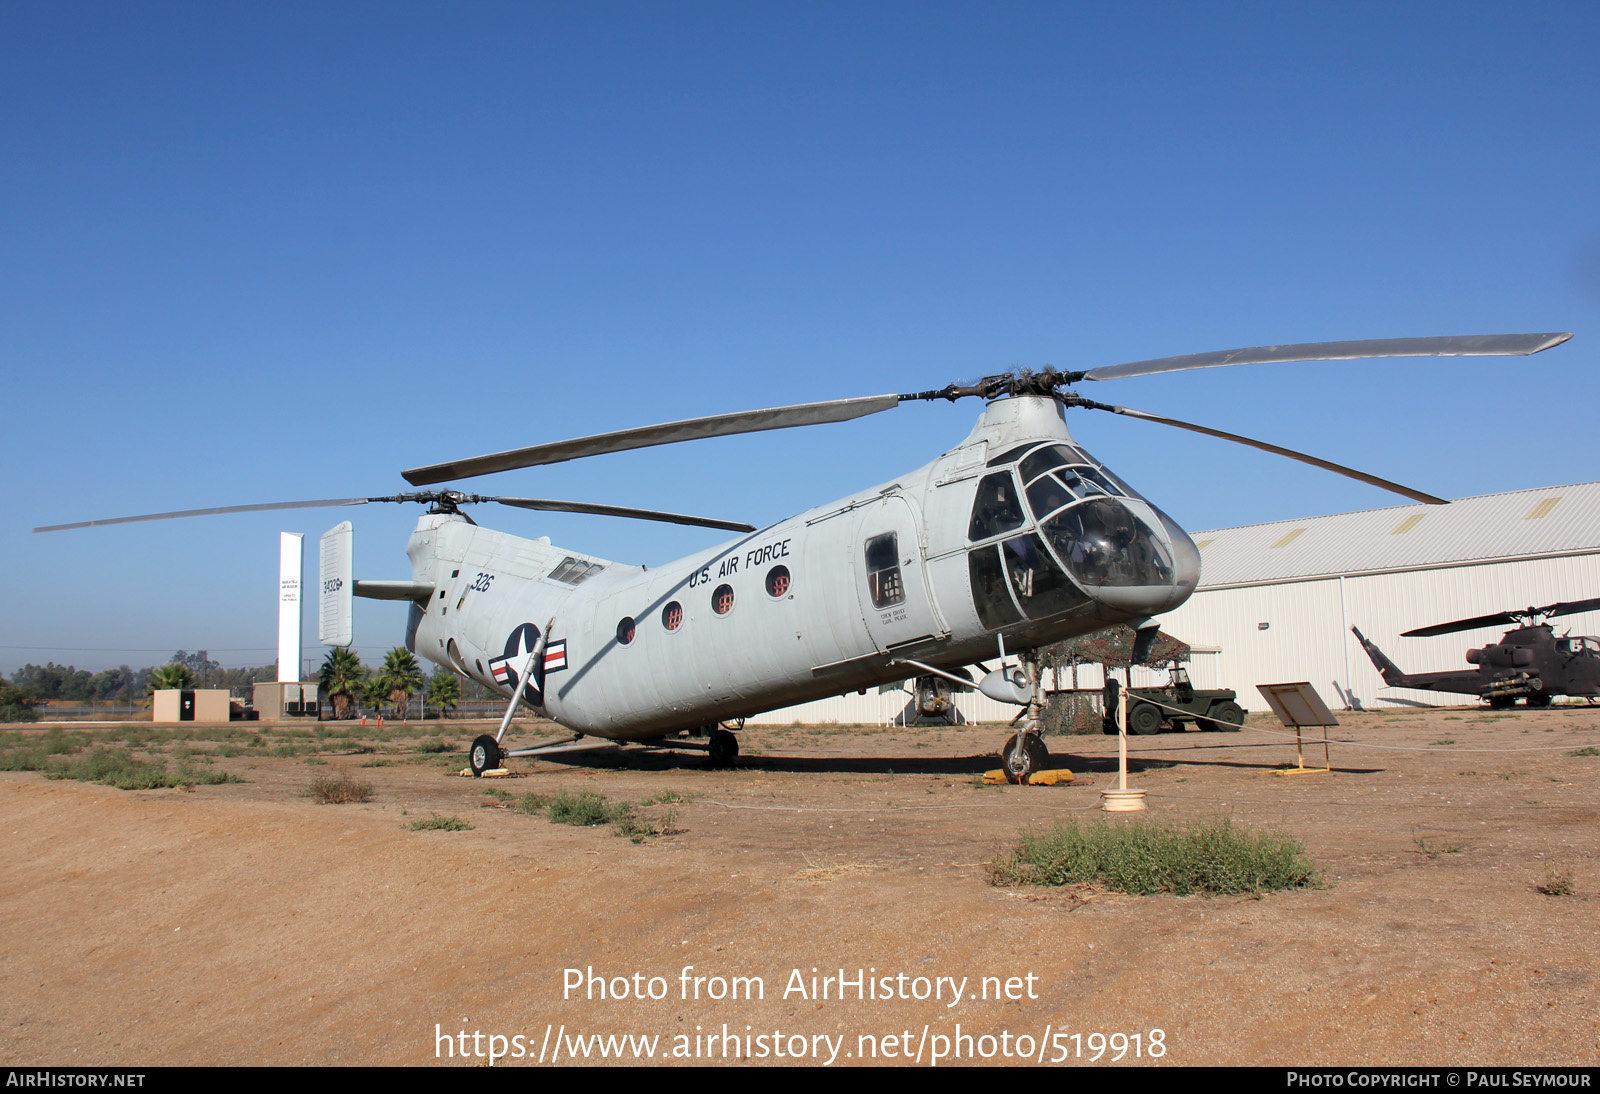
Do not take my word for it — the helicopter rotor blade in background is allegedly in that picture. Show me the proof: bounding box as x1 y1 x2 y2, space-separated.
1537 596 1600 620
1069 397 1448 505
33 497 376 533
403 394 904 486
1078 333 1573 383
489 497 755 533
1401 596 1600 638
1402 612 1526 638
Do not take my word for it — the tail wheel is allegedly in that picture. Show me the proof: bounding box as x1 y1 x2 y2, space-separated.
469 734 502 777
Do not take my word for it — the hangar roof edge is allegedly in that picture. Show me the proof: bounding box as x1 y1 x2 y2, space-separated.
1190 482 1600 588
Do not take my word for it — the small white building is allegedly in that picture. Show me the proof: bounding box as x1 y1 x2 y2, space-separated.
1158 482 1600 709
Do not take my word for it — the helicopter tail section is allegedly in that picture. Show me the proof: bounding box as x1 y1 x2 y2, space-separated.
1351 626 1414 688
319 521 354 648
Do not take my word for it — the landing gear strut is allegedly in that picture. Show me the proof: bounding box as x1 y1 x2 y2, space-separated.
1000 651 1049 784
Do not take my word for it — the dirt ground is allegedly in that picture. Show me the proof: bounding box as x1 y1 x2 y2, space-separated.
1 705 1597 1068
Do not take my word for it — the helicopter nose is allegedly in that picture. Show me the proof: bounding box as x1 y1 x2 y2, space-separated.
1089 579 1193 617
1087 519 1200 618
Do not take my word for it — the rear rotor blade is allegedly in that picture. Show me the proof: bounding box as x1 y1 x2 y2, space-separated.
1081 333 1572 382
34 497 374 533
490 497 754 533
403 394 902 486
1073 398 1447 505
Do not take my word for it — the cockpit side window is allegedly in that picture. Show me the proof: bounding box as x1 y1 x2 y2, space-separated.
968 472 1026 541
864 533 905 609
1001 533 1090 619
968 544 1023 629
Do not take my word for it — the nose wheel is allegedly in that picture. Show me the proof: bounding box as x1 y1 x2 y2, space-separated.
1001 732 1051 784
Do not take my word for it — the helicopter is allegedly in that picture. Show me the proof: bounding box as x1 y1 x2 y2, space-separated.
1352 596 1600 708
36 332 1572 782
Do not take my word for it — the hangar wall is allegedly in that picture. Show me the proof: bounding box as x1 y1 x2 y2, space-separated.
1157 478 1600 709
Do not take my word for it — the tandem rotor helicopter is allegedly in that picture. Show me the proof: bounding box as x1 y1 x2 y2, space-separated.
37 332 1572 782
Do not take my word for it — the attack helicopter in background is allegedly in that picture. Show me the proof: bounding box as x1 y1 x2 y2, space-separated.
1353 596 1600 708
37 332 1573 781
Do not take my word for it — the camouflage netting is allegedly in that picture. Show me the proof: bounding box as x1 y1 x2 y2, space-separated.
1035 625 1191 735
1040 625 1190 672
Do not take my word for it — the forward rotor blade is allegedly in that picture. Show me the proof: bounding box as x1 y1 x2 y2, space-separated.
1077 400 1447 505
33 498 374 533
490 497 754 532
1402 612 1523 638
1081 333 1572 382
403 394 903 486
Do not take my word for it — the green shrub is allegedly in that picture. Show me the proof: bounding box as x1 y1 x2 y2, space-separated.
409 813 472 831
547 791 617 827
991 815 1321 896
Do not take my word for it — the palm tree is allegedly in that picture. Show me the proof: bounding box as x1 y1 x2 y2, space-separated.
378 648 425 721
426 670 461 719
319 648 366 720
147 662 196 694
360 674 390 719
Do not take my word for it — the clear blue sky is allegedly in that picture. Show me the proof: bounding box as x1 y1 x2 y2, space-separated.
4 2 1598 675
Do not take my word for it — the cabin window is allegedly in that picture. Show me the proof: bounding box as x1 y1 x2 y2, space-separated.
713 584 735 615
616 617 636 646
968 472 1026 541
662 601 683 632
864 533 904 609
766 565 791 597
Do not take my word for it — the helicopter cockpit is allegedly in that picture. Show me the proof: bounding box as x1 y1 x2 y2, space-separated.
966 441 1200 628
1557 636 1600 656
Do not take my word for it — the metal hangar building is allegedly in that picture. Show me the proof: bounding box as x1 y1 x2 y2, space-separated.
1157 481 1600 710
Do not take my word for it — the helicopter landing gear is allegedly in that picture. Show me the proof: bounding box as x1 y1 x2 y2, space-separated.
1488 695 1516 710
469 734 502 777
1001 732 1050 784
1525 692 1552 708
999 650 1050 784
708 728 739 768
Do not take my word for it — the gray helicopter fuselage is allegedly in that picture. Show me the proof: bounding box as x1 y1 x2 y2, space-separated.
406 396 1201 738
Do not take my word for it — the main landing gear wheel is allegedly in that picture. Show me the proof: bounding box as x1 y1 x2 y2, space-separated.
708 728 739 768
469 734 502 777
1001 733 1050 784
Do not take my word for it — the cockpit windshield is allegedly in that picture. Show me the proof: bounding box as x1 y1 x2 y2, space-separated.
967 441 1193 609
1042 499 1175 587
